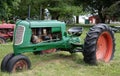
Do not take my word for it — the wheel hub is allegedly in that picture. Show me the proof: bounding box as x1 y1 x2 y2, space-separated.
13 60 28 72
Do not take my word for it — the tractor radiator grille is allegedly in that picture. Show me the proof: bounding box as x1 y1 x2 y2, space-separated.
15 26 25 45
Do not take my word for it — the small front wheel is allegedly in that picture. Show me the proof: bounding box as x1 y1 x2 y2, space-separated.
1 53 14 72
6 55 31 73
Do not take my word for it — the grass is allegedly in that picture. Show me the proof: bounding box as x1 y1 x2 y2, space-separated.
0 26 120 76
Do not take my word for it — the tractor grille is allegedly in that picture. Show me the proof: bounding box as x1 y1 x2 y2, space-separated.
15 26 25 45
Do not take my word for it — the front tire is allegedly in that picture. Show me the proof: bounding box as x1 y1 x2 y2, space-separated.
83 24 115 65
6 55 31 73
1 53 14 72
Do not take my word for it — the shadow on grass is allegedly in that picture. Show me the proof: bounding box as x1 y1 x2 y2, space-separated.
26 51 89 67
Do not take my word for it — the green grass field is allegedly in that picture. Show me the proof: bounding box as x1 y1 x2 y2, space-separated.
0 26 120 76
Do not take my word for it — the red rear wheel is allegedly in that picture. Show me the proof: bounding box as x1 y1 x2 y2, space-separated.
96 32 113 62
83 24 115 65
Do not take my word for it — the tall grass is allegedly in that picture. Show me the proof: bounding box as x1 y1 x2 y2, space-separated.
0 26 120 76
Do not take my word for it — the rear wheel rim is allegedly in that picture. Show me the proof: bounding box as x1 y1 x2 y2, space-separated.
12 60 28 72
96 32 113 62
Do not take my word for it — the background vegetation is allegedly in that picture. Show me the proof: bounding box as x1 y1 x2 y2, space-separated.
0 0 120 24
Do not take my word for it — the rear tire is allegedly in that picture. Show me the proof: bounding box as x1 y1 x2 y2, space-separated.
83 24 115 65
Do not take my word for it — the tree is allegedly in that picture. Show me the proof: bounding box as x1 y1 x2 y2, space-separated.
14 0 49 20
46 0 84 21
13 0 84 22
0 0 85 24
106 1 120 21
39 0 84 24
76 0 120 23
0 0 21 22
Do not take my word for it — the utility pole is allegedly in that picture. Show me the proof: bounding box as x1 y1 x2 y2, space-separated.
39 5 42 20
28 5 31 20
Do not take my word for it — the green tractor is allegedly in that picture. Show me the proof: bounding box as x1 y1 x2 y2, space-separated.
1 20 115 73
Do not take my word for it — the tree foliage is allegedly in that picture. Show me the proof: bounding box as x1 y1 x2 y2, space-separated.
1 0 120 23
106 1 120 20
76 0 120 23
0 0 20 22
12 0 84 20
0 0 84 22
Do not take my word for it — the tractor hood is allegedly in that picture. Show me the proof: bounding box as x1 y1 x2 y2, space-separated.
29 20 65 28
